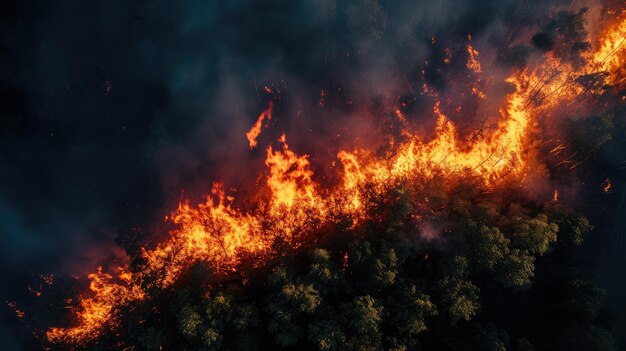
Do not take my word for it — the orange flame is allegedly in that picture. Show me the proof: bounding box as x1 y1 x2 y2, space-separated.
245 101 274 149
591 12 626 86
553 189 559 202
466 45 482 73
46 267 144 343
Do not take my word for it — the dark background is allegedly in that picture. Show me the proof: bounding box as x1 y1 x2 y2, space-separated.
1 0 624 349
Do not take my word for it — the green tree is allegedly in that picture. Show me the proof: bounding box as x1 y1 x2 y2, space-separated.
466 225 510 272
385 281 437 349
265 266 322 346
307 314 347 351
496 249 535 289
344 295 384 350
178 304 204 340
509 214 558 255
437 256 481 325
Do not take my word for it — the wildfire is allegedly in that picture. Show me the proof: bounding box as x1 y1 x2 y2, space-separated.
602 178 612 193
44 9 626 347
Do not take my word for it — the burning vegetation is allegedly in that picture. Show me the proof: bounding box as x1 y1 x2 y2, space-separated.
14 4 625 351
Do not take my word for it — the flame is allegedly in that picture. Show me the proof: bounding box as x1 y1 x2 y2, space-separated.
553 189 559 202
489 12 626 116
266 134 317 212
245 101 274 149
46 267 144 343
335 82 530 194
591 12 626 86
46 10 626 346
466 45 482 73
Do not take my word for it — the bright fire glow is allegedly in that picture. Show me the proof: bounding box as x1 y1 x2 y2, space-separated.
591 11 626 86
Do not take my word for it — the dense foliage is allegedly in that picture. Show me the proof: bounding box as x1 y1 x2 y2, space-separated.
32 174 616 351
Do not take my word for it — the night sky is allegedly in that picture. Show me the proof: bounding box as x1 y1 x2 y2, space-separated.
1 1 624 349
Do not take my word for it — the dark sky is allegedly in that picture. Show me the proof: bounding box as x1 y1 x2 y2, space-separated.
4 0 625 349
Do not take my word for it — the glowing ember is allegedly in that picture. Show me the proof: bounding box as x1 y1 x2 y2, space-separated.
6 301 25 320
444 48 452 65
